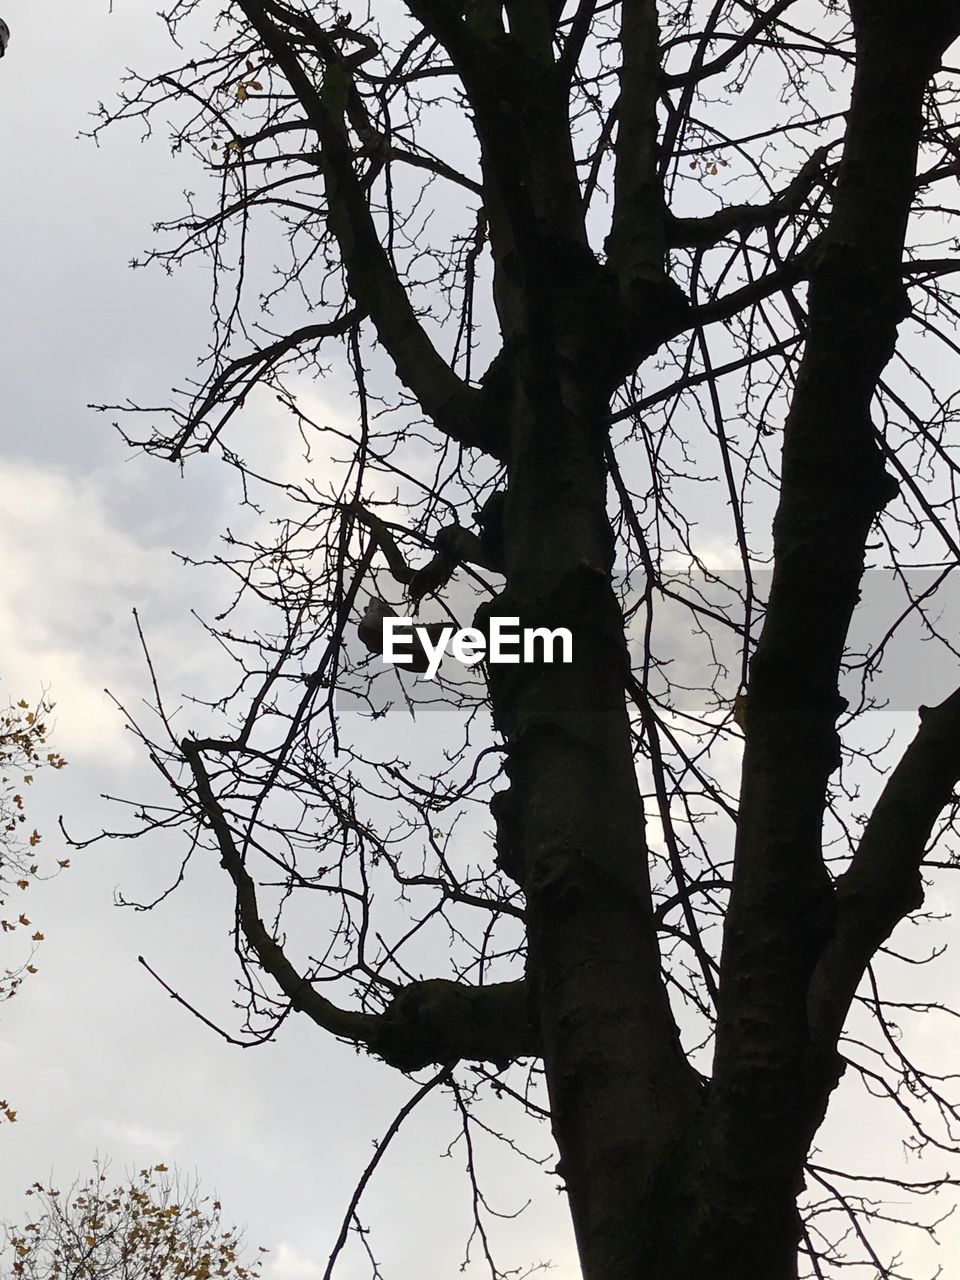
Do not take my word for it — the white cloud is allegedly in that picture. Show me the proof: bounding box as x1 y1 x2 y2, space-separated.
97 1120 183 1154
264 1243 326 1280
0 457 220 767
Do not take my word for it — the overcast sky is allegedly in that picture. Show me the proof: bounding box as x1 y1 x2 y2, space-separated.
2 5 960 1280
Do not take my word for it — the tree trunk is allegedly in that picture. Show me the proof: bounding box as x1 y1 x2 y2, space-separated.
482 351 699 1275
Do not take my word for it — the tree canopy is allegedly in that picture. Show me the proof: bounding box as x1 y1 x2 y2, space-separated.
1 695 67 1098
89 3 960 1277
3 1160 263 1280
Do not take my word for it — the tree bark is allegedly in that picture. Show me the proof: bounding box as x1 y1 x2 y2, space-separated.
490 364 703 1278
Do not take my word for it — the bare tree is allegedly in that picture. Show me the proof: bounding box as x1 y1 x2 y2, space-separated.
86 2 960 1276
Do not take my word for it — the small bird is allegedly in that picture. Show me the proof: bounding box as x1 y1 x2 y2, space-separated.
0 19 10 58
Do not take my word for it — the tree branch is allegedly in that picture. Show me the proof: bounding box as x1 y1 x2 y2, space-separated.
709 0 960 1198
662 0 800 89
180 736 538 1068
668 145 835 249
809 688 960 1047
234 0 498 455
605 0 666 289
171 309 364 461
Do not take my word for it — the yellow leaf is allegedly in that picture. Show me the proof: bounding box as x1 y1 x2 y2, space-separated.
235 84 248 103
